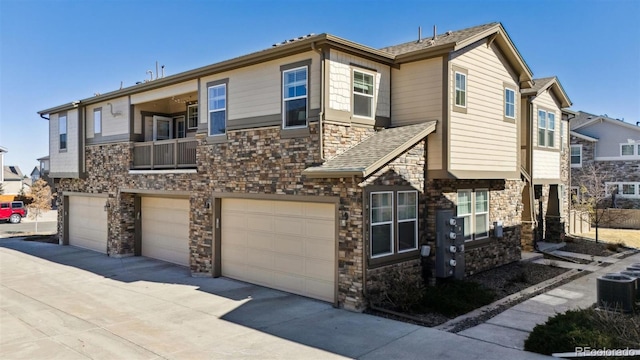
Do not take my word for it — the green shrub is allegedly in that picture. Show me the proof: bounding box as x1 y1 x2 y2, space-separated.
524 308 639 355
423 280 495 317
367 267 425 313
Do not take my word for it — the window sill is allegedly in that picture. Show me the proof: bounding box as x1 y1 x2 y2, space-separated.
452 105 467 114
503 116 516 123
281 127 310 139
206 135 228 144
368 249 420 269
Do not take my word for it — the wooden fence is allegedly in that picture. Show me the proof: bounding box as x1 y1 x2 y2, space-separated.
600 209 640 230
569 210 591 234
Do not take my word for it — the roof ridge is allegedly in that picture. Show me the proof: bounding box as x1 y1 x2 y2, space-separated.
379 22 499 52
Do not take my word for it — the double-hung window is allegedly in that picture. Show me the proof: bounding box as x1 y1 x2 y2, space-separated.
620 143 639 157
208 83 226 136
94 108 101 134
370 189 418 260
353 70 374 118
455 72 467 107
282 66 307 128
59 114 67 150
504 88 515 119
570 145 582 167
457 189 489 241
606 182 640 198
187 103 198 129
538 110 555 147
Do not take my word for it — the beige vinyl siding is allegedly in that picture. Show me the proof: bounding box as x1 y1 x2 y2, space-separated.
86 97 130 138
391 58 442 169
533 150 560 179
131 80 197 105
328 49 391 118
532 90 560 150
449 42 519 173
49 110 80 175
200 51 320 124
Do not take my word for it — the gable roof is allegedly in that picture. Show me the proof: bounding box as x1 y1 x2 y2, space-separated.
30 166 41 176
3 166 23 181
380 22 533 87
571 111 640 132
521 76 572 108
303 122 436 178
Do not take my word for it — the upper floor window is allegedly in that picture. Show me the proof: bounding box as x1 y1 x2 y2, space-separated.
457 189 489 241
208 83 226 136
282 66 307 128
538 110 555 147
370 189 418 259
187 103 198 129
620 143 639 156
59 114 67 150
455 72 467 107
94 108 101 134
353 70 374 118
504 88 515 119
570 145 582 167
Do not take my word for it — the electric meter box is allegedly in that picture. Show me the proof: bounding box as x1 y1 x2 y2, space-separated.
435 210 465 279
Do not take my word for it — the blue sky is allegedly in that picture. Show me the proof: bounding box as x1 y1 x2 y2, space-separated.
1 0 639 174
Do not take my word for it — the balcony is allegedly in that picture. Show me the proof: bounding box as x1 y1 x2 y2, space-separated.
132 138 197 170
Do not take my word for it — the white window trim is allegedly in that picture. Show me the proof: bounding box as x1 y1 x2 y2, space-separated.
620 142 638 157
504 87 516 119
94 108 101 134
457 189 490 241
571 186 580 203
537 110 556 148
59 115 67 150
370 191 394 259
352 69 375 119
282 66 308 129
208 83 227 137
397 190 418 253
454 71 467 108
606 182 640 199
570 144 582 168
187 103 198 129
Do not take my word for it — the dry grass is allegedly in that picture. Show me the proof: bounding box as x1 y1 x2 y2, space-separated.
579 228 640 249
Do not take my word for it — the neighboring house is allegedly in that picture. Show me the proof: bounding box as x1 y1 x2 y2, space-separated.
0 146 6 183
569 111 640 209
30 166 41 182
2 165 26 195
38 22 571 311
520 77 572 248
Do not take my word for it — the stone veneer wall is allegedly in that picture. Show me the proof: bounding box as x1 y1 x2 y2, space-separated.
362 141 426 292
322 122 375 159
55 122 378 311
571 136 640 209
425 179 524 276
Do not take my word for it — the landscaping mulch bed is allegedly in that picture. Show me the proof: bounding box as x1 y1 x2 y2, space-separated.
562 237 618 257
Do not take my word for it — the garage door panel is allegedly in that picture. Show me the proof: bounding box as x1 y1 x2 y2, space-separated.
69 196 108 253
272 235 304 256
274 217 303 236
305 218 335 239
246 231 273 250
222 199 335 302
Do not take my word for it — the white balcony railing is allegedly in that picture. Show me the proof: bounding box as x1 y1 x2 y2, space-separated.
132 138 197 169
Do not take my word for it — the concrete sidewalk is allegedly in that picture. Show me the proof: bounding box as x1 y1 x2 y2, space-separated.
0 238 550 359
458 251 640 350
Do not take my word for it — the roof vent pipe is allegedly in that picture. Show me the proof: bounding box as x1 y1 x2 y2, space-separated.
161 65 165 78
156 61 159 80
433 25 437 40
418 26 422 43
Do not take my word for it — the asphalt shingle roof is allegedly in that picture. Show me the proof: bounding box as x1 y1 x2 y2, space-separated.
380 23 499 56
3 166 23 181
304 122 436 178
521 77 556 95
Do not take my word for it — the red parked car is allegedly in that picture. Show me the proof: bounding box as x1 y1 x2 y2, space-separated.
0 201 27 224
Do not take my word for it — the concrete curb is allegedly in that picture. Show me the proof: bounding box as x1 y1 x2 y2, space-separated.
435 267 583 332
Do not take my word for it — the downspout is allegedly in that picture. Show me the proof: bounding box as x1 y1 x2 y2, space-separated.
40 114 50 121
528 95 537 248
312 42 326 160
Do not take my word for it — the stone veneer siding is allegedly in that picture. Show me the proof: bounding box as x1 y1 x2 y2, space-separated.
425 179 524 276
54 122 380 311
571 136 640 209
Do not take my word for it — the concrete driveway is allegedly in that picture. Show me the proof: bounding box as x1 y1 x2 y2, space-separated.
0 238 549 359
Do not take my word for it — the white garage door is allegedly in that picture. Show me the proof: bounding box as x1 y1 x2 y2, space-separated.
222 198 335 302
142 197 190 266
69 196 108 253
